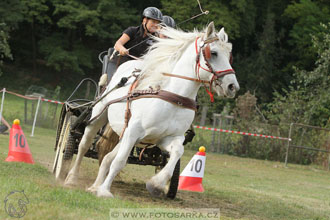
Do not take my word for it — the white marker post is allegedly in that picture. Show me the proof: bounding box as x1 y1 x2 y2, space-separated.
0 88 5 124
30 96 41 137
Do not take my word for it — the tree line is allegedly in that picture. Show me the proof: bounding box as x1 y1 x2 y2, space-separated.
0 0 329 127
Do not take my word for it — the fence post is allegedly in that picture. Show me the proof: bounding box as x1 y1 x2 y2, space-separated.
328 153 330 171
217 116 222 153
0 88 5 123
200 106 208 126
211 113 216 152
24 99 27 123
52 103 58 127
285 123 294 167
31 96 41 137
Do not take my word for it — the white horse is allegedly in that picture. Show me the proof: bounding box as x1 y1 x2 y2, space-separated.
64 22 239 198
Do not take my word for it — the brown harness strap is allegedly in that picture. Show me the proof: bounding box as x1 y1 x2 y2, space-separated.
88 88 197 140
90 89 197 123
119 89 196 140
119 77 141 139
129 90 197 111
119 88 197 139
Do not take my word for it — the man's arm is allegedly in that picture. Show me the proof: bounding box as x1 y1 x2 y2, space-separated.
114 33 130 56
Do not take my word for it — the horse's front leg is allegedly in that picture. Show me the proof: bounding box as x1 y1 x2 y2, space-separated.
87 142 120 193
96 126 141 198
64 108 108 186
146 136 184 197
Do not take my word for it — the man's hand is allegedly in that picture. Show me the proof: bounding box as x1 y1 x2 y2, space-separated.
119 48 129 56
98 74 108 87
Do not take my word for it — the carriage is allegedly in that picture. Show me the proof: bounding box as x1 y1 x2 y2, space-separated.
52 78 181 199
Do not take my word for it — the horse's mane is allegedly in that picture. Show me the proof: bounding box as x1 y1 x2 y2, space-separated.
136 26 232 90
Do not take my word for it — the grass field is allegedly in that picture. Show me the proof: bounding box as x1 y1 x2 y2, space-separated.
1 94 330 219
0 124 329 220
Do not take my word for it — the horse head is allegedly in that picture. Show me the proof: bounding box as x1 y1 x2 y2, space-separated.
198 22 240 98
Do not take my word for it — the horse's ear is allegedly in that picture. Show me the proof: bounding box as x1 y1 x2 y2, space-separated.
205 21 215 39
218 27 228 42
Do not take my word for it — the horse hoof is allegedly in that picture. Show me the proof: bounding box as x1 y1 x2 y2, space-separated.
87 186 98 194
146 181 164 197
64 174 78 186
97 188 114 198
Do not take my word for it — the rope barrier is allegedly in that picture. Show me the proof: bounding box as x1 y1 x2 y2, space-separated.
1 88 292 142
193 125 292 141
1 88 64 104
1 88 64 136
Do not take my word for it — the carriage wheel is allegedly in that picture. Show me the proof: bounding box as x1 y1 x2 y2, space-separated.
52 106 67 173
155 159 180 199
52 113 77 181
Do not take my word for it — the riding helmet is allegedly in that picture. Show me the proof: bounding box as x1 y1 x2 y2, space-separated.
162 15 176 28
142 7 163 22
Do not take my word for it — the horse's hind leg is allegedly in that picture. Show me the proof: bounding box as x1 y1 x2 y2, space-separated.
64 108 108 186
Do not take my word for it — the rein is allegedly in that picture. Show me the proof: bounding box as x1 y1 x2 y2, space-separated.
176 0 209 27
162 72 209 84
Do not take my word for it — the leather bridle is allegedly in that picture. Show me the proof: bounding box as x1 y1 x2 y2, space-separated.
195 36 235 79
195 36 235 101
163 36 235 102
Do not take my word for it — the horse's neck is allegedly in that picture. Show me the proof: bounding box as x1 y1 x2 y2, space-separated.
162 45 201 99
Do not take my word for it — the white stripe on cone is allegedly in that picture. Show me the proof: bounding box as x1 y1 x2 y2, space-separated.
180 154 205 178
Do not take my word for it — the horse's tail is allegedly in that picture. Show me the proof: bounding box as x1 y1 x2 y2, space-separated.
96 123 119 165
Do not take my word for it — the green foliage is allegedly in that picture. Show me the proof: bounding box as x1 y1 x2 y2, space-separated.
283 0 330 69
0 23 12 75
21 0 51 24
234 3 284 103
161 0 255 39
0 0 24 75
0 0 25 28
97 0 138 40
53 0 99 36
39 33 93 74
266 23 330 127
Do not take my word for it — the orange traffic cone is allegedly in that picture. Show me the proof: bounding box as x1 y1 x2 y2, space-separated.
5 119 34 164
178 146 206 192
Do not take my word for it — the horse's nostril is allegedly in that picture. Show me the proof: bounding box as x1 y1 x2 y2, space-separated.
228 84 235 91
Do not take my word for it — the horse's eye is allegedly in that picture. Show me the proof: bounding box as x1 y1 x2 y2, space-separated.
211 51 217 57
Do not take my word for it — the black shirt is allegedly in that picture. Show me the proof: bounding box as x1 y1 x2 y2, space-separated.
123 24 154 58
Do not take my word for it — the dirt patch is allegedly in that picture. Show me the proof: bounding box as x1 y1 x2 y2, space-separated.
42 157 251 219
47 159 218 209
58 167 230 211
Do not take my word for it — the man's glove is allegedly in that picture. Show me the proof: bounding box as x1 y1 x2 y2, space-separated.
98 74 108 87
